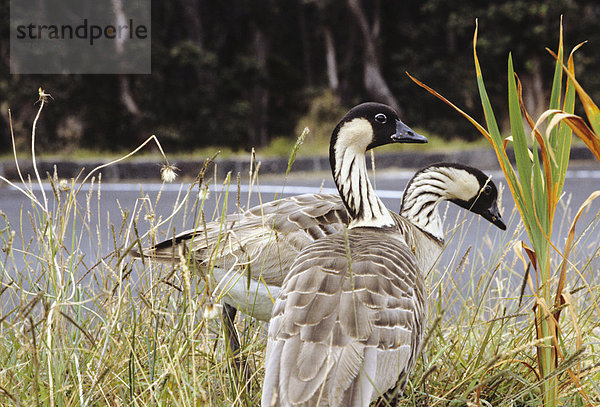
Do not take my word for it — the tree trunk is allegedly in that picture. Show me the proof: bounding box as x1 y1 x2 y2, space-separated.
323 27 339 91
180 0 204 50
111 0 140 116
250 26 270 147
524 56 545 123
299 2 314 88
118 76 141 116
345 0 401 114
339 26 357 100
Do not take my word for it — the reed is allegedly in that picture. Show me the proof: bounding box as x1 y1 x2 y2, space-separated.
410 20 600 406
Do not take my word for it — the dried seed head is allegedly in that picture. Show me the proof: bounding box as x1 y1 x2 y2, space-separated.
203 303 221 321
160 164 178 183
37 87 54 103
59 179 70 191
199 185 210 201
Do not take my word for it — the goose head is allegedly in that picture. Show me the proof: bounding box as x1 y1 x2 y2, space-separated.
401 163 506 239
329 103 427 163
328 103 427 227
445 164 506 230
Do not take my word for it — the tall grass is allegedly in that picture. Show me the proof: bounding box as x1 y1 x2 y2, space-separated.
2 74 600 406
0 91 266 406
410 20 600 406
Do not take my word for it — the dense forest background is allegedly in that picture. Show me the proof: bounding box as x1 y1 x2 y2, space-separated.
1 0 599 154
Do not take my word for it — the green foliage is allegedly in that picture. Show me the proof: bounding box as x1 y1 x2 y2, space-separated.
2 0 600 153
293 89 348 153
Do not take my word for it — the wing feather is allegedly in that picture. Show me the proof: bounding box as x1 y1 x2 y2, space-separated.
134 193 348 285
263 228 426 407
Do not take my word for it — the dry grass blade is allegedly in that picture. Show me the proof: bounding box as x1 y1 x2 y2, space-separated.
555 191 600 319
547 47 600 136
476 358 539 405
547 113 600 162
76 134 172 193
556 292 593 405
408 69 528 225
406 72 490 142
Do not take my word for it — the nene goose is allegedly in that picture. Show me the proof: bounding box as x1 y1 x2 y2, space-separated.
259 102 430 406
132 104 506 404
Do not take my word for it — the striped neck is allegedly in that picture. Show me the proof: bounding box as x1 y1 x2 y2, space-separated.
400 168 452 240
332 142 395 229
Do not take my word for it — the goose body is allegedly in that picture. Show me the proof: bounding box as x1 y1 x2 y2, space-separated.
262 228 424 406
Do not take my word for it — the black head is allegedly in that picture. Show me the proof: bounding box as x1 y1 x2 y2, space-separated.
329 102 427 162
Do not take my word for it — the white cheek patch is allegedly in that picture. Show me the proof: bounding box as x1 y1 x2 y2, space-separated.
445 168 481 201
336 118 374 154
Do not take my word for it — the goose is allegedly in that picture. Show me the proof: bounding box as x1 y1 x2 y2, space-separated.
130 102 425 353
131 163 506 360
261 102 428 406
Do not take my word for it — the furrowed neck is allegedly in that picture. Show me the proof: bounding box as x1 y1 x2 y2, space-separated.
400 169 450 240
331 141 395 229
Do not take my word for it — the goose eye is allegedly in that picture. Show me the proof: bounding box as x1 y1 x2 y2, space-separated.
483 184 492 195
375 113 387 124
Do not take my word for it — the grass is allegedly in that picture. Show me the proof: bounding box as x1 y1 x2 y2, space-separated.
0 132 491 165
2 137 599 405
2 53 600 405
410 203 600 405
0 145 263 404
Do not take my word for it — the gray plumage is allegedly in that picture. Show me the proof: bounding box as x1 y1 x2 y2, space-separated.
262 229 425 406
262 103 427 406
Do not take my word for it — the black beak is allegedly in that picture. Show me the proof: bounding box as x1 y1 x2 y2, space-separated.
481 203 507 230
391 119 428 144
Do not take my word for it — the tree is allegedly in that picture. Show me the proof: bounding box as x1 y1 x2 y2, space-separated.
346 0 400 114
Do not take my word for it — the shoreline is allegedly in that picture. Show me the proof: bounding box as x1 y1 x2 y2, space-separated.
0 146 597 182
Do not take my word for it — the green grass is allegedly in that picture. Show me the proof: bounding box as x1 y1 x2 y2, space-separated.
0 132 490 165
410 201 600 406
0 163 264 406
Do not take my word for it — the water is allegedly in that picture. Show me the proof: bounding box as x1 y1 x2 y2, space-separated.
1 167 599 306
